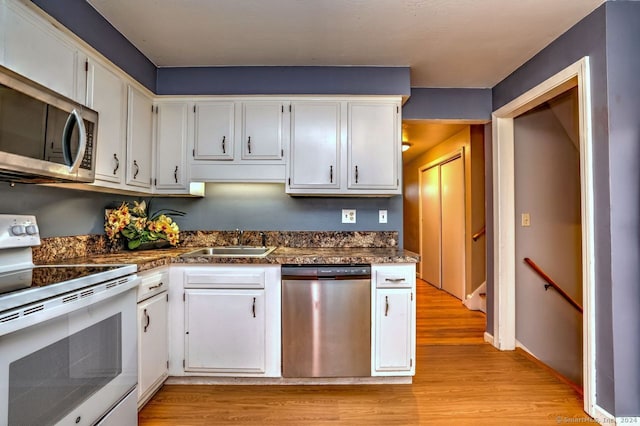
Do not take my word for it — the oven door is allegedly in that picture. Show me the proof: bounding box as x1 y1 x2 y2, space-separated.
0 283 137 426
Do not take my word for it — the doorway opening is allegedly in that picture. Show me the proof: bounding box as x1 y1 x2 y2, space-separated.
491 57 595 416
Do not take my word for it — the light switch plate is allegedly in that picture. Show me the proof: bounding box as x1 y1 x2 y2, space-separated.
342 209 356 224
521 213 531 227
379 210 388 223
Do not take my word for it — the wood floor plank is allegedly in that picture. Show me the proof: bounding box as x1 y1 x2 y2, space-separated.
139 279 587 425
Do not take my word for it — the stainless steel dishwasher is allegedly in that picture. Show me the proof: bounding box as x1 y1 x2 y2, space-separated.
281 264 371 377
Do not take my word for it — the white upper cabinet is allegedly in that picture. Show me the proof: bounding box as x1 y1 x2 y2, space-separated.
154 101 189 192
348 102 400 190
126 85 153 189
241 102 284 160
288 101 341 190
86 58 127 185
1 0 86 103
287 97 401 196
193 102 235 160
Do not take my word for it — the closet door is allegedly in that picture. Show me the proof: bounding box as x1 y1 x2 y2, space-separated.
420 166 441 288
440 157 465 300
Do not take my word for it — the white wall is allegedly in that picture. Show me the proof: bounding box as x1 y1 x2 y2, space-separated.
514 90 583 384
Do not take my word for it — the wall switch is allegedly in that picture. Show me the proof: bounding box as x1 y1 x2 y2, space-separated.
521 213 531 227
379 210 388 223
342 209 356 224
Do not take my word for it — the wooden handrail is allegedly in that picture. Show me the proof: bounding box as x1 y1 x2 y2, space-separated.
523 257 583 314
472 226 486 241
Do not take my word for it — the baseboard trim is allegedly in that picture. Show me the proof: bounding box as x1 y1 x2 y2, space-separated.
484 332 494 345
166 376 413 386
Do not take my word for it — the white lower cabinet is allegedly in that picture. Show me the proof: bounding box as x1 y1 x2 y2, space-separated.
371 264 416 376
169 265 281 377
185 289 265 373
137 268 169 408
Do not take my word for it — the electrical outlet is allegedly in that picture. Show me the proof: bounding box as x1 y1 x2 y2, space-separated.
379 210 388 223
521 213 531 227
342 209 356 224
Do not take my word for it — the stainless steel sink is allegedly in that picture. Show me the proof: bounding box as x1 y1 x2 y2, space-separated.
180 246 277 257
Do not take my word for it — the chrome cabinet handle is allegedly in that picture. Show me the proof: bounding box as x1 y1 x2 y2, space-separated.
222 135 226 154
113 154 120 175
247 136 252 154
385 278 406 283
174 166 178 183
252 297 256 318
330 165 333 183
355 165 359 183
133 160 139 179
143 308 150 332
385 296 389 317
149 282 164 290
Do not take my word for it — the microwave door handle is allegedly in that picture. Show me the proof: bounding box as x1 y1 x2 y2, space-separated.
62 109 87 173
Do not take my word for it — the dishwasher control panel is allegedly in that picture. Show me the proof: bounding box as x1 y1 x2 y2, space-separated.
281 264 371 279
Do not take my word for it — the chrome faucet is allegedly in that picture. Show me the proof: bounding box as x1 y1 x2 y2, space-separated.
236 228 245 246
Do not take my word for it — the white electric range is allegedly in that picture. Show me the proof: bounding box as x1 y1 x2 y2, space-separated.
0 214 140 426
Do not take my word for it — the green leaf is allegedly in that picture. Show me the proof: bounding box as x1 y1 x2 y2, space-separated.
128 239 141 249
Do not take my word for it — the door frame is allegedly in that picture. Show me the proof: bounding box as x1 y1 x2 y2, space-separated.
418 148 465 296
491 57 595 415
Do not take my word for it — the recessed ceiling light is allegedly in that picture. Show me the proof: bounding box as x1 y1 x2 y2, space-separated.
402 142 411 152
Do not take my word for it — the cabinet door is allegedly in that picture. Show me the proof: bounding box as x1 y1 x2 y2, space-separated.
241 102 284 160
155 102 189 191
374 288 414 373
185 289 266 373
126 85 153 189
86 59 127 184
193 102 234 160
289 102 341 189
2 0 83 102
348 102 399 190
137 292 168 404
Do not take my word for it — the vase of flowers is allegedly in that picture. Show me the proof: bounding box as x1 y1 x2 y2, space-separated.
105 200 184 250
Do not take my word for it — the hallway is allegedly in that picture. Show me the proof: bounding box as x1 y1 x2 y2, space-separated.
139 280 586 425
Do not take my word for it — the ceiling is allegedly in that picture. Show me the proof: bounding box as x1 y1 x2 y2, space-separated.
86 0 604 160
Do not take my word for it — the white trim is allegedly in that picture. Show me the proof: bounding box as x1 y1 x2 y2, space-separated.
483 332 494 345
491 57 596 416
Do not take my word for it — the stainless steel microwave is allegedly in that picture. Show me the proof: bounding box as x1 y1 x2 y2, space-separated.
0 65 98 183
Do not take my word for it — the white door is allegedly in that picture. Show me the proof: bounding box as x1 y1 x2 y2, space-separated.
137 292 168 403
184 289 266 373
86 58 127 184
241 102 284 160
289 101 341 189
193 102 235 160
374 289 413 372
126 86 153 189
440 157 466 300
420 166 442 287
154 102 189 191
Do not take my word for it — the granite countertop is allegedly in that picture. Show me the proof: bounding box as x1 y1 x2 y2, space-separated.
49 246 419 272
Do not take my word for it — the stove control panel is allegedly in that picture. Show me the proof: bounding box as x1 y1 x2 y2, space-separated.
0 215 41 249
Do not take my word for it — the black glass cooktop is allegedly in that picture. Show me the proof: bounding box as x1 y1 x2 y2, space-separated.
0 264 136 313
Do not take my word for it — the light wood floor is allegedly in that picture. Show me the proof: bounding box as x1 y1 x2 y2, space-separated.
139 279 587 425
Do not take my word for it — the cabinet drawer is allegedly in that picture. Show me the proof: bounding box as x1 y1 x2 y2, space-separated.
374 265 415 288
137 269 169 302
184 268 265 289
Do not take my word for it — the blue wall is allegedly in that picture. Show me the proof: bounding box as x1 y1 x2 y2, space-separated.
402 88 492 121
0 183 403 245
157 66 410 96
492 2 640 415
